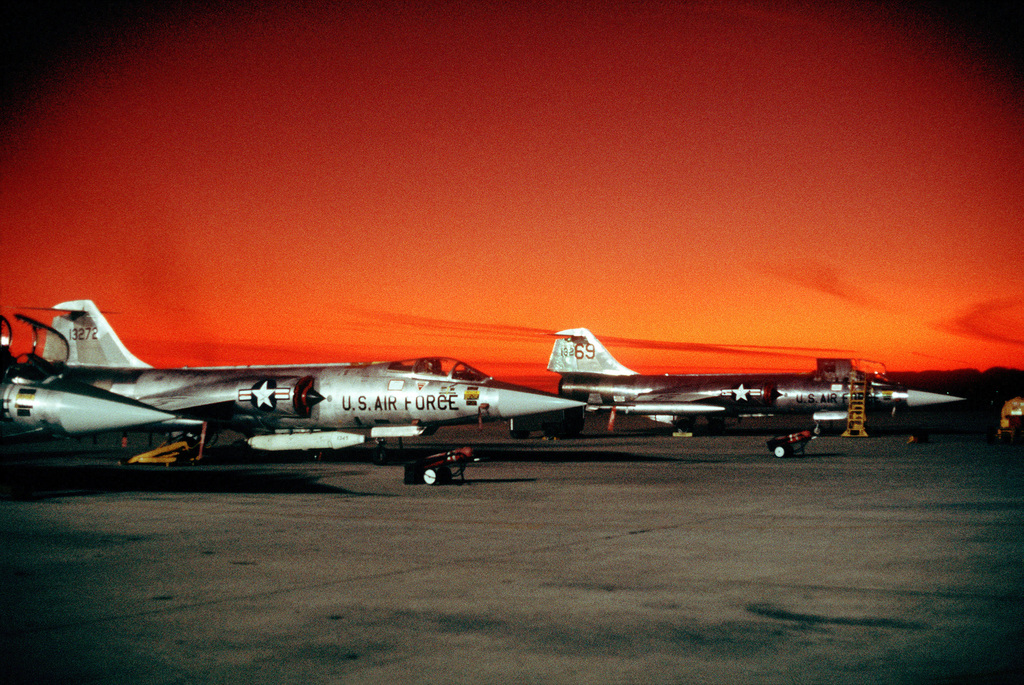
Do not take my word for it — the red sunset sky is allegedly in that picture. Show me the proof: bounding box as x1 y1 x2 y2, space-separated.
2 1 1022 390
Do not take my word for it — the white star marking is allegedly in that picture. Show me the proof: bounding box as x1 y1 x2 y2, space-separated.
732 384 750 402
251 381 277 409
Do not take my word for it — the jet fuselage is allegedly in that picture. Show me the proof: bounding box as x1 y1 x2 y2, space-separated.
557 372 908 417
2 303 583 450
61 359 558 436
548 328 962 425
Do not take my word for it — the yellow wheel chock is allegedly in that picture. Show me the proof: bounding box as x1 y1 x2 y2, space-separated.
123 437 202 465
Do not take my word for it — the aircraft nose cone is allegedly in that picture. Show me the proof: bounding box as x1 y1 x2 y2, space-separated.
493 387 585 418
67 398 175 434
905 389 964 408
46 386 177 434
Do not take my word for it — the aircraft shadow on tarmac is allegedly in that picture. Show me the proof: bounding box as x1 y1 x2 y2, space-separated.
201 443 687 465
746 603 929 630
207 438 863 464
0 462 370 499
439 448 683 464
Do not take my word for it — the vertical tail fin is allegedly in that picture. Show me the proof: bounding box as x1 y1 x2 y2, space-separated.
49 300 150 368
547 328 637 376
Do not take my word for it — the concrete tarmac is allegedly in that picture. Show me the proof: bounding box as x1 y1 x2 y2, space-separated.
2 413 1022 684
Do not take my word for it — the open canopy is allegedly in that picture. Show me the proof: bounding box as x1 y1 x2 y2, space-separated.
387 358 490 383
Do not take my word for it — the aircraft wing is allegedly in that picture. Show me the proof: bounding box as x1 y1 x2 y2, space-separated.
125 388 236 425
637 390 717 405
132 373 323 425
144 397 237 423
136 381 240 413
128 378 256 424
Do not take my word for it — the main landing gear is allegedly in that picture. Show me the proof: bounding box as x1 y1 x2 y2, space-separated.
372 438 388 465
372 436 411 464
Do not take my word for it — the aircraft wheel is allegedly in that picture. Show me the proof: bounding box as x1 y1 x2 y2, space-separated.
422 466 452 485
773 445 790 458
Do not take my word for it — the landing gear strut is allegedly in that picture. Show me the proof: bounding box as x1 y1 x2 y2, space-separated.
372 438 387 465
371 436 406 465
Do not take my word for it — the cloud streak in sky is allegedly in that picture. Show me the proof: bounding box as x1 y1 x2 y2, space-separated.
936 298 1024 348
339 308 854 360
765 263 884 309
598 335 853 361
333 308 554 344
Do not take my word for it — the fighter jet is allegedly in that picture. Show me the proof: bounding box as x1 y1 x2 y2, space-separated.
2 302 582 460
548 328 963 434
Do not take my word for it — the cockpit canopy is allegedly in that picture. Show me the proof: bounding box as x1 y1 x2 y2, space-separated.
1 314 67 382
387 357 490 382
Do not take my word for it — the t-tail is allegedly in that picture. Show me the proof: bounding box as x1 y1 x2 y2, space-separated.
547 328 637 376
49 300 150 368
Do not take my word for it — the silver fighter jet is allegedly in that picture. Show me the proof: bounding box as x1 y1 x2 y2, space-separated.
548 328 963 433
2 302 582 459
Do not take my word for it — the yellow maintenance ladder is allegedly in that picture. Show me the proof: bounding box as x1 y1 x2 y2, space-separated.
842 369 870 438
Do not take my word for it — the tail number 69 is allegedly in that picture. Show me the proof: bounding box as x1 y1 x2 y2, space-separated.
572 343 595 360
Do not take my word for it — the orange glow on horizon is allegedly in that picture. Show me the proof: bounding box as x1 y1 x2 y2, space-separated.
2 1 1022 386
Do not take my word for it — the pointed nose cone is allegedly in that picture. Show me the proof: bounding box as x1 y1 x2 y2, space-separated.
492 387 585 419
63 397 175 434
46 386 178 435
905 389 964 408
52 389 178 432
